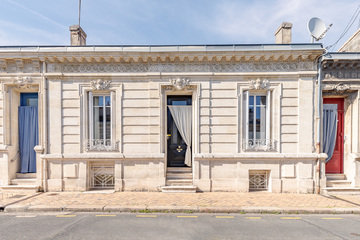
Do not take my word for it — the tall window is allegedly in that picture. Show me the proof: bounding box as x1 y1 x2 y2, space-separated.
87 92 115 151
243 90 274 151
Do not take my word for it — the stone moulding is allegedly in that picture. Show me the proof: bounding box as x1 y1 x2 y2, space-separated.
90 79 111 90
47 61 314 73
165 77 191 91
248 78 270 90
13 76 33 89
331 83 350 94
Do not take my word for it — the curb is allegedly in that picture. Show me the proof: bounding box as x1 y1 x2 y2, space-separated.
3 205 360 214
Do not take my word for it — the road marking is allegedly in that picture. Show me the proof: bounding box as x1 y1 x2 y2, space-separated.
56 215 76 218
136 215 157 218
15 215 37 218
322 218 343 220
246 217 261 219
281 217 302 219
96 215 116 217
177 216 198 218
216 216 234 219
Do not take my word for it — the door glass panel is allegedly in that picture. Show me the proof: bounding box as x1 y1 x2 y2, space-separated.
172 101 187 105
20 93 38 106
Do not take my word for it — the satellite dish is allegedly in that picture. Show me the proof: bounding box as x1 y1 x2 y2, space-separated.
308 17 333 42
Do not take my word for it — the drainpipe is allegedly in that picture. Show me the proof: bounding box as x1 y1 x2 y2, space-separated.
315 49 328 194
42 61 48 192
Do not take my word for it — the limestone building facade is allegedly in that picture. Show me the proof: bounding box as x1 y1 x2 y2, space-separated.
0 41 330 193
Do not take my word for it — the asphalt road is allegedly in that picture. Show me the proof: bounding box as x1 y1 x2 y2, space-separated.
0 213 360 240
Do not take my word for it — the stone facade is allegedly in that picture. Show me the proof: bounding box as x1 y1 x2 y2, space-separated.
0 44 328 193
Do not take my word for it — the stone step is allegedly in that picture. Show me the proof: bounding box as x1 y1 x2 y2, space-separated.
326 180 352 188
0 185 38 193
166 173 192 179
326 174 346 181
166 167 192 173
323 187 360 195
166 179 193 186
16 173 36 179
10 178 37 186
161 185 197 193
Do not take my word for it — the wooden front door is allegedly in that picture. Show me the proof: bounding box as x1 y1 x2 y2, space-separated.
323 98 344 174
167 96 192 167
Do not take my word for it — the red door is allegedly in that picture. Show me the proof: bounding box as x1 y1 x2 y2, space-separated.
323 98 344 174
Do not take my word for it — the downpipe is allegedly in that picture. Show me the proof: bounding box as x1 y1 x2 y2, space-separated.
315 49 328 194
42 62 48 192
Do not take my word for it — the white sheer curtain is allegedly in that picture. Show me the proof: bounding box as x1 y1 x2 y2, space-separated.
168 106 192 166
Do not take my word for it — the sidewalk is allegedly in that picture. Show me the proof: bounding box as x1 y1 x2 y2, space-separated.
1 191 360 214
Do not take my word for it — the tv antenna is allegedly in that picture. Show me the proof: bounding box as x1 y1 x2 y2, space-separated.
78 0 82 27
308 17 333 43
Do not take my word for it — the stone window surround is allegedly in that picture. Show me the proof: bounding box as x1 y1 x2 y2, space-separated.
238 79 281 153
79 80 122 153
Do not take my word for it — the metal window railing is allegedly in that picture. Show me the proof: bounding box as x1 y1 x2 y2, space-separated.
242 139 277 151
84 139 118 152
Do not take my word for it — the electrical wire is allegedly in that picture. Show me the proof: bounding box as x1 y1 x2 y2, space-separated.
326 2 360 51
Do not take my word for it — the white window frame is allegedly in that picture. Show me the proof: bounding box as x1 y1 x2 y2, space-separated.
243 90 275 151
86 91 116 151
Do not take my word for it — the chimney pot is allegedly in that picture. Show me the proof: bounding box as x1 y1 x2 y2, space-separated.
275 22 292 44
69 25 87 46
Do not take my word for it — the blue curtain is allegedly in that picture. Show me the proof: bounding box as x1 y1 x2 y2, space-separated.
19 106 38 173
322 104 338 163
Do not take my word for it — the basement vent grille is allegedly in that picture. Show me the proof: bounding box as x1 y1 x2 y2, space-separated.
249 170 269 191
90 164 115 189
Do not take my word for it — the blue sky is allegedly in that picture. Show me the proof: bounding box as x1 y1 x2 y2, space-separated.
0 0 359 51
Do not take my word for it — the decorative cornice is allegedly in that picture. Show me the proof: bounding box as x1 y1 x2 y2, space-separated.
46 61 314 74
249 78 270 90
323 70 360 80
90 79 111 90
165 78 191 91
13 76 33 89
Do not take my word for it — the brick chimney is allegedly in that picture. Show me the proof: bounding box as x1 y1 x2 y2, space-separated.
275 22 292 44
69 25 87 46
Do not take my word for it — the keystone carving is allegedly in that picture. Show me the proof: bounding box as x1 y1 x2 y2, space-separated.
167 77 191 91
249 78 270 90
331 83 350 94
90 79 111 90
13 76 32 89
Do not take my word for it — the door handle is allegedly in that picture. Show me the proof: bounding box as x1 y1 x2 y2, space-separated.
176 145 183 152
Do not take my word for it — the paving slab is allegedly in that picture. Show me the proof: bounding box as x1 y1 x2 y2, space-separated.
1 191 360 214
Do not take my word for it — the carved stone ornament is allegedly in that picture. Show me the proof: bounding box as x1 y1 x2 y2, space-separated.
249 78 270 90
90 79 111 90
167 77 191 91
13 76 32 89
331 83 350 94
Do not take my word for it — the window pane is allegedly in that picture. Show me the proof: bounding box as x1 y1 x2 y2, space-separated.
260 96 266 105
249 96 254 106
248 106 254 139
93 96 103 106
106 107 111 140
105 96 111 106
93 107 104 139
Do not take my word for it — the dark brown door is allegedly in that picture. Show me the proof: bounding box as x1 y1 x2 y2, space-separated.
323 98 344 174
167 96 192 167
